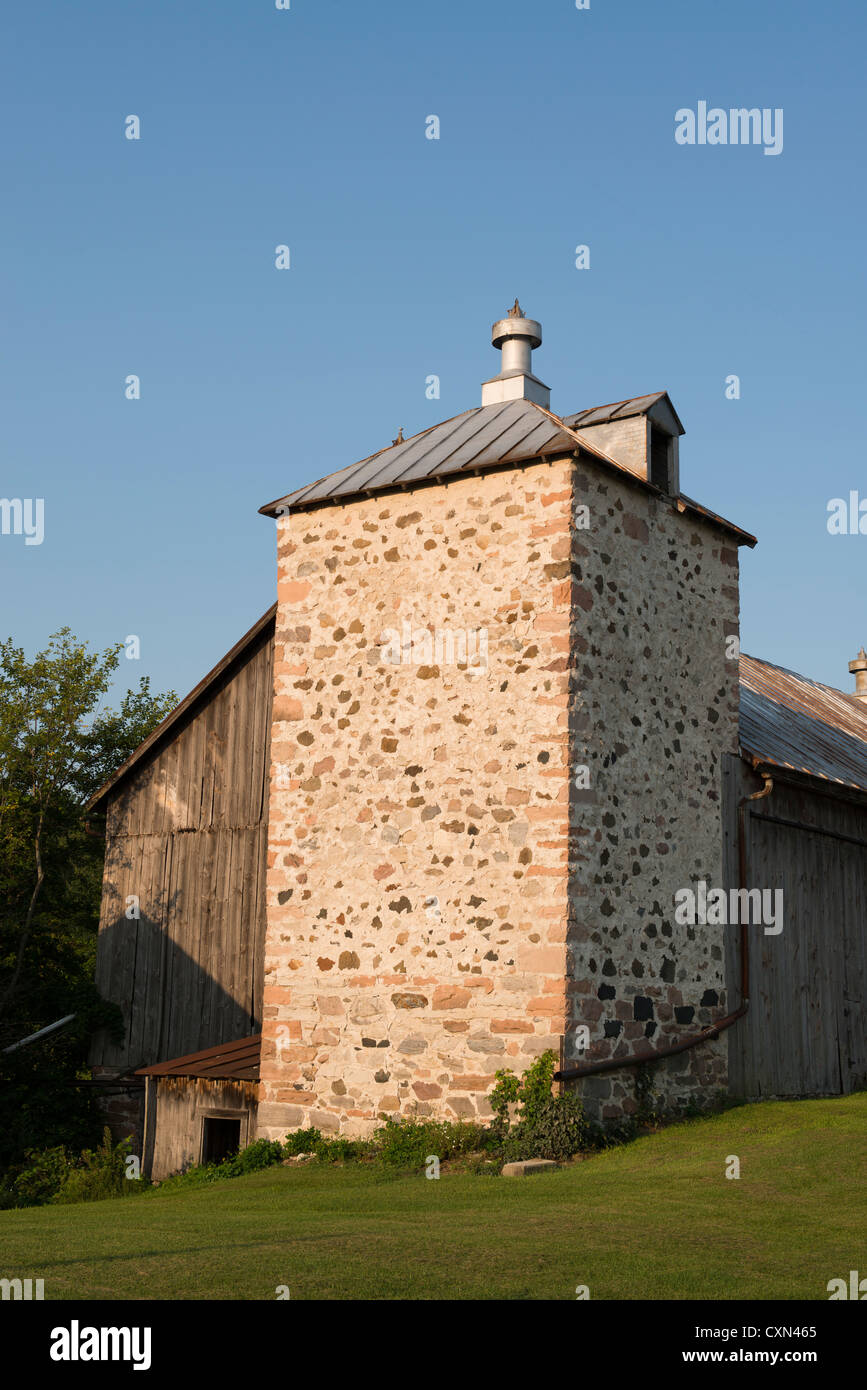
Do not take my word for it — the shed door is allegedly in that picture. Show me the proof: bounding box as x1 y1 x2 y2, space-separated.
740 814 867 1097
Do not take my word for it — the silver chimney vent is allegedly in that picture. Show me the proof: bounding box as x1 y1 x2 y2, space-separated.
849 648 867 702
481 300 550 409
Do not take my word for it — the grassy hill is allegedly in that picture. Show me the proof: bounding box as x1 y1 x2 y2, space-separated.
1 1094 864 1300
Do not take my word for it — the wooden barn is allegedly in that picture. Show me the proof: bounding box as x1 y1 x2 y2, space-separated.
86 607 274 1173
724 655 867 1099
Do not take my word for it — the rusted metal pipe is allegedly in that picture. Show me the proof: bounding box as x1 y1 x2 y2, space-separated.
554 765 774 1084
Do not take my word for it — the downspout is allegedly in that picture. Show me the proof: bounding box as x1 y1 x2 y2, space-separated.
553 765 774 1084
142 1074 151 1177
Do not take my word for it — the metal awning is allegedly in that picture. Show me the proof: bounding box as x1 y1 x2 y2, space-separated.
135 1034 261 1082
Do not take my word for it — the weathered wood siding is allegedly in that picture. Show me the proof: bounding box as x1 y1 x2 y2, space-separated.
92 625 274 1071
145 1078 257 1180
723 754 867 1097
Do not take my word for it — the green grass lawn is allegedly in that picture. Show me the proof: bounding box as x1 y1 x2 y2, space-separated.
1 1095 864 1300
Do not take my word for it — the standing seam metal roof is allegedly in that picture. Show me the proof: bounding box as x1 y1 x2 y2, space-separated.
562 390 684 432
260 398 608 516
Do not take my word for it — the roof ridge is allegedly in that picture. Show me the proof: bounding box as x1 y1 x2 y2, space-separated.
85 604 278 813
565 390 667 418
741 652 861 703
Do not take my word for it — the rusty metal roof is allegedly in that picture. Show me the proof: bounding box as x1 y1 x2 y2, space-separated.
739 654 867 793
135 1034 261 1081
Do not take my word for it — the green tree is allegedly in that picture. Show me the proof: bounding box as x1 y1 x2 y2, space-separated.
0 628 176 1166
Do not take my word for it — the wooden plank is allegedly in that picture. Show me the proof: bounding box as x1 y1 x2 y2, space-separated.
723 761 867 1099
91 630 276 1075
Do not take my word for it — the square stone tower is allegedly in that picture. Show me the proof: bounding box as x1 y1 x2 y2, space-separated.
256 308 753 1137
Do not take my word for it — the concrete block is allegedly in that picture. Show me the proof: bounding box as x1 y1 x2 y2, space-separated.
501 1159 560 1177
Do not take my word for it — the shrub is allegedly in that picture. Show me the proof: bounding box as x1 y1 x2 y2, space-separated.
148 1136 288 1194
52 1128 139 1204
212 1138 286 1178
5 1145 71 1207
281 1127 322 1156
500 1094 590 1163
312 1135 367 1164
489 1050 591 1162
0 1128 143 1208
368 1117 487 1169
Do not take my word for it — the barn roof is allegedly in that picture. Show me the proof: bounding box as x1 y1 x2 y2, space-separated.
85 603 277 814
740 654 867 793
258 393 750 544
260 399 578 514
135 1034 261 1081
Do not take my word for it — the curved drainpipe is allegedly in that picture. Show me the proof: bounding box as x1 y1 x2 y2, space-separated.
553 765 774 1084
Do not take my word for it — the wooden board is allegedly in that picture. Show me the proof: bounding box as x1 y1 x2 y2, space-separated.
91 626 273 1070
723 753 867 1097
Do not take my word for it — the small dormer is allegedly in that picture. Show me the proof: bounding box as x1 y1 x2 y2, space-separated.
564 391 684 495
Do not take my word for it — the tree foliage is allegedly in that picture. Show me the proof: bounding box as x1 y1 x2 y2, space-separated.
0 628 176 1167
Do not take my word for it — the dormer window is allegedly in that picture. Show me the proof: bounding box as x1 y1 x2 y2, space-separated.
649 426 674 493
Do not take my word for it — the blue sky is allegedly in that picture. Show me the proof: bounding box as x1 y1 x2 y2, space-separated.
2 0 865 707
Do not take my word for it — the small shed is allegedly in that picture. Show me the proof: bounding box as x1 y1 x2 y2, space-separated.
135 1035 261 1179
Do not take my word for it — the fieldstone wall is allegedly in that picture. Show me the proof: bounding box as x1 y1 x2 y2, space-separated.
257 461 576 1138
257 449 744 1137
565 464 741 1120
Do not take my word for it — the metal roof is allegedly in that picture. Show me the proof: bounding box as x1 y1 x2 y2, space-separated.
563 390 685 434
260 399 581 516
135 1034 261 1081
740 654 867 793
258 393 753 546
